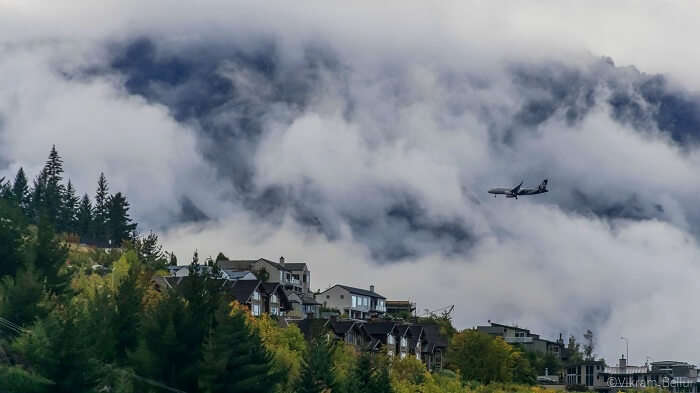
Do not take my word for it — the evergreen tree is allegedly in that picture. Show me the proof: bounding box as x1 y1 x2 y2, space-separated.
93 172 110 246
137 232 166 269
112 261 145 363
0 263 48 327
30 169 47 222
59 180 79 233
169 252 178 266
199 302 280 393
296 338 338 393
76 194 93 244
43 146 65 227
32 217 70 294
106 192 136 247
347 352 374 393
11 167 30 212
0 199 28 278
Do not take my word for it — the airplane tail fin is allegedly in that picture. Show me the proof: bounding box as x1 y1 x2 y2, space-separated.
539 179 548 191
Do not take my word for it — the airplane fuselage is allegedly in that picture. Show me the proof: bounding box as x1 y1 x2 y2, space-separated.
488 179 548 198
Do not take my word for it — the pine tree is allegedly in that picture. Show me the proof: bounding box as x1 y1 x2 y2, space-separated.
59 180 79 234
11 167 30 212
43 146 65 227
199 303 280 393
93 172 110 246
106 192 136 247
30 169 47 222
296 337 338 393
76 194 93 244
0 199 28 278
33 217 70 293
137 232 166 268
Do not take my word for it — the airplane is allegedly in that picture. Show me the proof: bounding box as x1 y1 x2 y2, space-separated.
488 179 548 199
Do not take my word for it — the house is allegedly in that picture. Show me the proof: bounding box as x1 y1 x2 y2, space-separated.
397 326 410 358
260 282 291 317
408 325 424 360
363 321 398 356
476 321 564 359
328 320 372 349
597 357 700 393
150 275 291 318
386 300 416 317
316 284 387 320
565 360 606 389
421 324 448 371
216 257 307 294
279 257 312 294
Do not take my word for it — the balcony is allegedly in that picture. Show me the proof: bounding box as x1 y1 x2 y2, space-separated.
504 336 533 344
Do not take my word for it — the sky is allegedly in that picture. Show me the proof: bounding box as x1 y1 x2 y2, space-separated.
1 0 700 364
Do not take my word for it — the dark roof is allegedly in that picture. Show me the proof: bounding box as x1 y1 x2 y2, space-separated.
289 319 329 340
363 321 395 336
329 321 356 336
409 325 424 339
228 280 261 304
396 325 410 337
334 285 386 299
420 324 448 348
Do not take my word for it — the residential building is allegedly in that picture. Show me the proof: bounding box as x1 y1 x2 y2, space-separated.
565 360 606 389
216 257 308 294
316 284 387 320
476 321 564 359
328 320 372 349
421 324 447 371
597 357 700 393
364 321 399 356
408 325 424 361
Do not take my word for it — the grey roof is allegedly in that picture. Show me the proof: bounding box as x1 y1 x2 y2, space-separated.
334 285 386 299
222 270 255 280
329 321 356 336
420 324 448 348
302 294 321 305
396 325 410 337
363 321 395 336
228 280 261 304
217 258 293 272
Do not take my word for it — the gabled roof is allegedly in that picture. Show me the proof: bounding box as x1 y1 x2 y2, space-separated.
324 284 386 299
228 280 261 304
396 325 411 338
409 325 424 340
420 324 448 349
289 319 329 341
221 270 256 280
329 321 356 336
363 321 396 336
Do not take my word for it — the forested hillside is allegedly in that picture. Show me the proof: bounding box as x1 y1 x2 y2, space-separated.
0 148 565 393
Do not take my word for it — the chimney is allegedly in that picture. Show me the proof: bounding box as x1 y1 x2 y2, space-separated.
619 354 627 368
279 256 285 265
370 285 375 293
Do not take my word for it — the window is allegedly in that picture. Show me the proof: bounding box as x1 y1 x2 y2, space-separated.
271 294 278 303
387 334 394 345
252 304 260 316
253 291 260 301
340 294 344 299
401 337 407 347
586 366 594 386
326 295 330 299
363 297 368 307
271 306 278 316
303 274 307 283
352 296 357 307
280 271 283 282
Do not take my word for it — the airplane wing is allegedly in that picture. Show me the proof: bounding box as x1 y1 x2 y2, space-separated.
511 180 523 194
